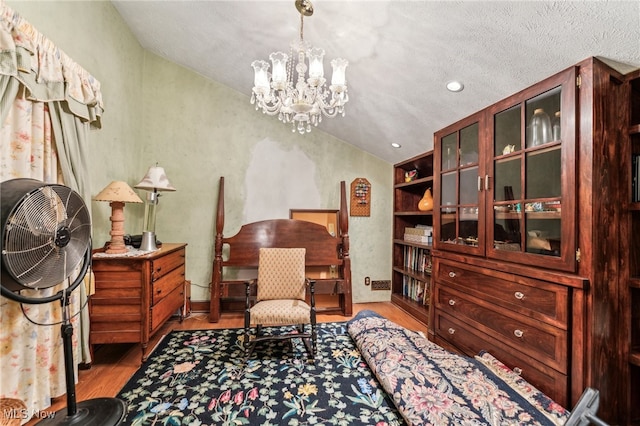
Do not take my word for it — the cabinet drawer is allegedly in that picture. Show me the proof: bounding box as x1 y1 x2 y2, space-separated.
436 286 567 372
433 311 568 407
150 284 184 333
152 264 185 305
436 259 568 327
151 248 186 281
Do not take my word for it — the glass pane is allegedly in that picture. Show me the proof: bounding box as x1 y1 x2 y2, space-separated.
459 207 479 246
525 87 561 148
460 123 479 166
526 148 561 199
494 207 522 250
495 157 522 201
441 171 456 207
442 133 457 170
440 210 456 243
525 216 561 257
460 166 479 205
495 105 521 156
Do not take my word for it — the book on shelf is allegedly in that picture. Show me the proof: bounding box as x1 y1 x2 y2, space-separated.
403 245 432 273
402 275 431 305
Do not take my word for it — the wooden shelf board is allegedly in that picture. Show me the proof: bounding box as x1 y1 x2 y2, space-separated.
395 211 433 216
629 203 640 211
393 266 431 281
630 277 640 289
391 293 429 324
629 123 640 135
630 351 640 367
393 239 433 250
395 176 433 188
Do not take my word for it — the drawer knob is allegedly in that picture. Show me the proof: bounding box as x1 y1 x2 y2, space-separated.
513 367 523 375
448 271 457 278
514 291 525 300
448 327 456 335
448 299 456 306
514 329 524 338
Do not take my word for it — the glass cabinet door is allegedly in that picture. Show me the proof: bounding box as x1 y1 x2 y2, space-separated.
487 67 577 271
434 112 485 256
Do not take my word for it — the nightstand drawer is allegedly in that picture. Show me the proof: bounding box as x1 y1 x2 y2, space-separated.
433 311 568 407
437 286 567 372
151 247 186 281
152 264 185 305
151 284 184 333
436 259 568 327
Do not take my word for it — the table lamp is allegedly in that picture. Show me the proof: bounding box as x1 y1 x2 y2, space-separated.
135 164 176 251
94 181 143 254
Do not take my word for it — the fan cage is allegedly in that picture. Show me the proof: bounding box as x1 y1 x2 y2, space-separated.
2 183 91 290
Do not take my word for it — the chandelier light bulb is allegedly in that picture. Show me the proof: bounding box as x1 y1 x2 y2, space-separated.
250 0 349 134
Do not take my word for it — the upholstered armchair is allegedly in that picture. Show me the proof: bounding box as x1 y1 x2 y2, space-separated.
243 248 316 360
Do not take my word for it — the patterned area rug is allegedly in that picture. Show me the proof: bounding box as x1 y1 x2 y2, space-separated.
117 322 405 425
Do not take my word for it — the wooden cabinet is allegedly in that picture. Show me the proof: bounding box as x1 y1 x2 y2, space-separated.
391 152 434 325
624 69 640 425
419 57 636 424
89 243 187 361
434 68 577 271
432 257 572 406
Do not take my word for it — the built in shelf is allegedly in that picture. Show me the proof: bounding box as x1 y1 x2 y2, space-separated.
629 123 640 135
630 350 640 367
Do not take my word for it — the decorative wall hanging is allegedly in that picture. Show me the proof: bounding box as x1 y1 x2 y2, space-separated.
350 178 371 216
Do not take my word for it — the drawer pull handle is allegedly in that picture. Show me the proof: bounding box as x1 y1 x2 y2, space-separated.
514 329 524 338
513 367 522 375
448 299 456 306
448 271 457 278
157 289 162 294
448 328 456 335
514 291 525 300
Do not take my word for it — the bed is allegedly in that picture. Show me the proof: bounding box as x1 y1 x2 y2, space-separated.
347 310 604 426
209 177 352 322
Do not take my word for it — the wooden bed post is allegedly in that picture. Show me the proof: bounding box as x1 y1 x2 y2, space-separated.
210 177 224 322
339 181 352 316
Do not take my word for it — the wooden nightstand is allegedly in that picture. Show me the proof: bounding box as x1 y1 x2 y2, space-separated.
89 243 187 361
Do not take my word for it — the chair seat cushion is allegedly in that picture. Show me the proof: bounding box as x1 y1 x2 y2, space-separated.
250 299 311 325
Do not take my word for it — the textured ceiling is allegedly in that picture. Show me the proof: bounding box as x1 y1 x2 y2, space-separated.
112 0 640 164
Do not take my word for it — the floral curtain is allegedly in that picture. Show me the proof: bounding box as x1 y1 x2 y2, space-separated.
1 4 104 422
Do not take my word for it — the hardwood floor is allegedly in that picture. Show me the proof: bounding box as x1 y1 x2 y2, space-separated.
25 302 425 425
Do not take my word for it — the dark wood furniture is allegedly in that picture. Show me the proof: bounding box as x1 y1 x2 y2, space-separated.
391 57 637 424
89 243 187 361
209 177 352 322
625 68 640 425
392 152 434 324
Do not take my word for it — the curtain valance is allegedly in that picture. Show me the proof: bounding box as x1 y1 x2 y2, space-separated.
0 4 104 128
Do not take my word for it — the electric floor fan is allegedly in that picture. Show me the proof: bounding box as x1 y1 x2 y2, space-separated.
0 178 126 425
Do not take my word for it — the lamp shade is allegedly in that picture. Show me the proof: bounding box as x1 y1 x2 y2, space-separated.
135 165 176 192
94 181 143 203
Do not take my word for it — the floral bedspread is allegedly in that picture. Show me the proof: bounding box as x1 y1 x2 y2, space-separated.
347 310 570 426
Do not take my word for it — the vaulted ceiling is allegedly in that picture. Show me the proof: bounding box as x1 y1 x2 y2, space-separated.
112 0 640 164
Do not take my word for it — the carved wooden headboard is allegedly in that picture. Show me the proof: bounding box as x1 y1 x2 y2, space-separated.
209 177 352 322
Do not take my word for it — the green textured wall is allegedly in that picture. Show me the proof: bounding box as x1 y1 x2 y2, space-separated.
8 0 394 304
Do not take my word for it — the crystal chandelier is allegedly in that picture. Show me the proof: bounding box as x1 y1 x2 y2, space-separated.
250 0 349 134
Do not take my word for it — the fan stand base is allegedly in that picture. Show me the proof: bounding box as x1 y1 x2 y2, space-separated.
37 398 126 426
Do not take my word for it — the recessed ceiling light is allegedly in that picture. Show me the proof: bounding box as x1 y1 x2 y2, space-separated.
446 81 464 92
391 143 401 148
